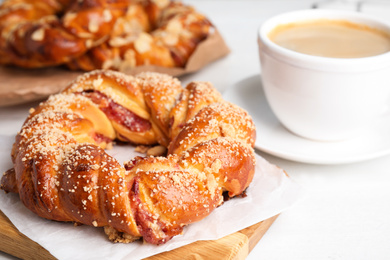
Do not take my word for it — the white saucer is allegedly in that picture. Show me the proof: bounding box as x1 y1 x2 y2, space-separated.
223 75 390 164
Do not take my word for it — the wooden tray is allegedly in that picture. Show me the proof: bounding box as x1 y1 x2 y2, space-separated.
0 210 277 260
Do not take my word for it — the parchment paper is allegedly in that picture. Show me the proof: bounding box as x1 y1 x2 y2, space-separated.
0 29 230 107
0 135 304 260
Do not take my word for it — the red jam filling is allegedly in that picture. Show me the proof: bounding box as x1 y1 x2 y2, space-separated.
81 90 151 133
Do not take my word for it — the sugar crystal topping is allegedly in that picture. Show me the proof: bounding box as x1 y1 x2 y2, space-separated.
11 70 256 243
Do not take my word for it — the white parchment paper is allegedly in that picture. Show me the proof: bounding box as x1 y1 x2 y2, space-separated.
0 134 304 260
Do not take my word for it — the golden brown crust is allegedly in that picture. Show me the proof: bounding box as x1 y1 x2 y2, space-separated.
1 70 256 245
0 0 213 70
0 0 123 67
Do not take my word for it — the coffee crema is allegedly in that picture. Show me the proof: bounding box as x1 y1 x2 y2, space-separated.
268 19 390 58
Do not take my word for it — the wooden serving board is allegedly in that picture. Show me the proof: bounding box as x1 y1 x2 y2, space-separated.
0 210 277 260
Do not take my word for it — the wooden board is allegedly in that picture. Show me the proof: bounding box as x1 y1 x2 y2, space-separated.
0 210 277 260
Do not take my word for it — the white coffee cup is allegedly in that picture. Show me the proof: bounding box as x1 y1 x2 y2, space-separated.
257 9 390 141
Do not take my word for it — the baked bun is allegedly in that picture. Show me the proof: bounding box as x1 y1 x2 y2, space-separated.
1 70 256 244
0 0 213 71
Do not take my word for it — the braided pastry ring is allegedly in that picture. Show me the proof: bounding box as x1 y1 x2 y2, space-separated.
1 70 256 245
0 0 213 70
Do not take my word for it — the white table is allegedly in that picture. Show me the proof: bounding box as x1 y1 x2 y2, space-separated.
1 1 390 259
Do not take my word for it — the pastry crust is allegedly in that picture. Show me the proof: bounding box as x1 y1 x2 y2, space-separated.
0 0 213 70
0 70 256 245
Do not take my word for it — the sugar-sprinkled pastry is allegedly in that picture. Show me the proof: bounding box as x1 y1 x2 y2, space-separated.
1 70 256 245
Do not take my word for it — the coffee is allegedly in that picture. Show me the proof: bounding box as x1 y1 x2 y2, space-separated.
268 19 390 58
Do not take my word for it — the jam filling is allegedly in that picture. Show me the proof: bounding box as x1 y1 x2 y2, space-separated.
93 132 113 144
81 90 151 133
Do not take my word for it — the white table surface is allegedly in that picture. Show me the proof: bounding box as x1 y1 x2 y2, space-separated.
1 1 390 259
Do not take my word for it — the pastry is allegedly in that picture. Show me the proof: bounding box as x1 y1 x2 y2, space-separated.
1 70 256 244
0 0 213 71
